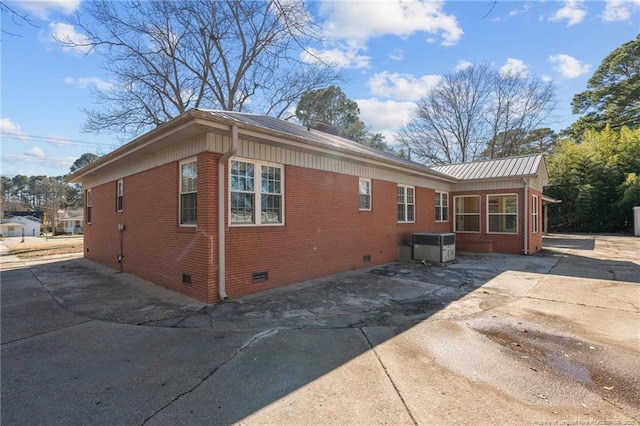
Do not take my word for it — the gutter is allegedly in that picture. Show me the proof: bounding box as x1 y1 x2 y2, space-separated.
217 125 238 300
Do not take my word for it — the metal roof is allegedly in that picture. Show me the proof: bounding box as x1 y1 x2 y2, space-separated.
431 154 544 181
197 110 450 177
67 108 548 186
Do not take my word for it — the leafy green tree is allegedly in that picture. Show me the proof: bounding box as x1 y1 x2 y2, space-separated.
295 85 397 154
546 126 640 232
570 35 640 136
295 86 365 141
69 153 100 175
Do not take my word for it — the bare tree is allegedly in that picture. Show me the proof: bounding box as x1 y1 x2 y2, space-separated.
396 63 556 165
484 70 556 158
59 0 344 137
0 2 37 38
396 64 493 165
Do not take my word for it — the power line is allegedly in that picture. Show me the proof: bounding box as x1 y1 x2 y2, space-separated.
0 132 115 148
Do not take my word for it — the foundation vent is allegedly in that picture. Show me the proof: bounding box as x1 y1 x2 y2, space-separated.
252 271 268 283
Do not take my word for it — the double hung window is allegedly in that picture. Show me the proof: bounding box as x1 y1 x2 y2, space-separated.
359 178 371 211
180 159 197 226
397 185 415 223
116 179 123 212
435 191 449 222
230 159 283 225
86 189 92 224
532 195 539 233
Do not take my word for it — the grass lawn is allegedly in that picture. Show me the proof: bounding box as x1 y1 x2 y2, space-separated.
5 238 84 258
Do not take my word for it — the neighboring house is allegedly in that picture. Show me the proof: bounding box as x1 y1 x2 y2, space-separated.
56 210 84 234
67 109 548 303
0 215 42 237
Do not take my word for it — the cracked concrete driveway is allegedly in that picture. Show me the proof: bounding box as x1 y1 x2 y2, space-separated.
1 234 639 425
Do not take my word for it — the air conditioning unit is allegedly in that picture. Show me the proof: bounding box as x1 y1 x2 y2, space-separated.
412 232 456 263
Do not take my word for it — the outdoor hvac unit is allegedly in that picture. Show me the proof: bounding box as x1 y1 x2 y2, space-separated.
412 232 456 263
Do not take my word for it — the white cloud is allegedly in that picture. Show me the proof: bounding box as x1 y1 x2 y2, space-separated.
389 48 404 61
311 0 463 70
319 0 463 46
541 75 554 83
455 60 473 72
49 22 91 55
548 54 591 78
368 72 441 101
357 98 417 144
24 147 45 158
549 0 587 26
64 76 115 91
602 0 640 22
301 45 371 69
500 58 529 77
509 3 532 17
17 0 80 19
0 118 28 140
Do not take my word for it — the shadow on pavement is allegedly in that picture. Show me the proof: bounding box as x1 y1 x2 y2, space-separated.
2 250 555 424
2 234 639 424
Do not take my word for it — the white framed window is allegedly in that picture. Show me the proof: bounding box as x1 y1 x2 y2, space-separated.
487 194 518 234
230 159 284 226
179 158 197 226
454 195 480 232
116 179 123 212
532 194 539 234
85 189 92 224
435 191 449 222
359 178 371 211
397 185 415 223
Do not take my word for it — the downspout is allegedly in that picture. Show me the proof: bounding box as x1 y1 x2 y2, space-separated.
523 178 529 255
217 125 238 300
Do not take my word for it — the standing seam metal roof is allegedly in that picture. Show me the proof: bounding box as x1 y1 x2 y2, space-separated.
198 109 454 179
431 154 543 180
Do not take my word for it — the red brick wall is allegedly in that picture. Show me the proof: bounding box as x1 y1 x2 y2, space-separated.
224 166 432 299
84 152 218 302
84 155 541 303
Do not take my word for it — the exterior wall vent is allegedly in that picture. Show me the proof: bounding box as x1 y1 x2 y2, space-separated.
252 271 268 283
363 254 371 263
182 274 192 286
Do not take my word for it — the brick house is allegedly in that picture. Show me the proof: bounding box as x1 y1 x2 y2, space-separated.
67 109 548 303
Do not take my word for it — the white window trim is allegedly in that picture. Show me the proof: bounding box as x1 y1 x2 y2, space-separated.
229 158 285 227
397 185 415 223
532 194 539 234
359 178 372 211
453 195 481 233
435 191 449 222
86 189 92 224
486 193 518 235
116 179 123 212
179 157 198 227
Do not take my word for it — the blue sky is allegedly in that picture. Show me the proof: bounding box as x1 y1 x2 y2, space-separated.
1 0 639 177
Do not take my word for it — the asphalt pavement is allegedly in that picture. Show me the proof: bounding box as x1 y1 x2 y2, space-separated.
1 234 639 425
